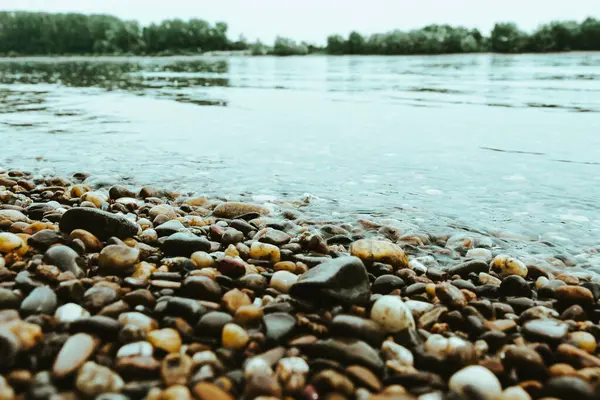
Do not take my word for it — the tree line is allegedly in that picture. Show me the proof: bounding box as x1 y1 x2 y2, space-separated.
0 11 599 56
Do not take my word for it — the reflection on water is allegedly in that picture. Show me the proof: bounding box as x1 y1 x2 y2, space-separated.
1 54 600 261
0 58 230 111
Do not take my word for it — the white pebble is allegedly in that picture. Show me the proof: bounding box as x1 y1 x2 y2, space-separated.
404 300 434 319
54 303 90 323
449 365 502 400
501 386 531 400
424 334 449 356
269 270 298 294
244 357 273 377
370 295 414 333
117 341 153 358
382 340 414 366
466 248 493 261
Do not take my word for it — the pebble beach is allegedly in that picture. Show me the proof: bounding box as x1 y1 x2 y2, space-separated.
1 169 600 400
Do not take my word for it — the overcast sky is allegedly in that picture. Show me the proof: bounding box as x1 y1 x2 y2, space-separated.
3 0 600 43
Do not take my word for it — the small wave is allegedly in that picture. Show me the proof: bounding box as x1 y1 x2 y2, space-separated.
552 159 600 166
480 147 545 156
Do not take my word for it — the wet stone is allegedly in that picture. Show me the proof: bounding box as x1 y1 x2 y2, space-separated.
155 220 185 237
449 365 502 400
350 239 408 270
20 286 57 316
290 256 370 305
269 270 297 294
446 259 489 278
161 353 193 386
192 382 234 400
162 231 210 257
69 316 122 341
182 276 221 301
43 245 85 277
372 275 406 294
264 312 297 343
0 288 21 310
300 338 384 373
255 228 291 246
76 361 124 397
523 319 569 344
53 333 98 378
500 275 532 297
147 328 181 353
28 230 64 250
371 295 415 333
60 207 138 240
555 286 595 306
83 285 119 311
195 312 234 338
435 282 466 309
213 202 269 219
330 315 386 346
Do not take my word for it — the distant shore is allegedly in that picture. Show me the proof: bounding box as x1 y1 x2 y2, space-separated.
1 11 600 57
2 50 600 62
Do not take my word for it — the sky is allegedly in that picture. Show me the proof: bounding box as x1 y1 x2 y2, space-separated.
3 0 600 44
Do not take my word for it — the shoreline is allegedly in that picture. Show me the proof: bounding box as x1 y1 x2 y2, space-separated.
2 50 600 62
1 169 600 399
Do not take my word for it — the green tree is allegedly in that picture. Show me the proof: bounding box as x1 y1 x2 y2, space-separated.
491 22 528 53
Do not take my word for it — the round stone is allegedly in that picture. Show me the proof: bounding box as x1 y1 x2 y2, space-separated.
76 361 124 397
69 229 103 252
270 271 297 294
350 239 408 270
249 242 280 263
98 245 140 273
147 328 181 353
191 251 215 269
370 295 414 333
491 255 528 278
0 233 23 254
567 331 597 353
54 303 90 323
53 333 98 378
449 365 502 400
222 323 250 350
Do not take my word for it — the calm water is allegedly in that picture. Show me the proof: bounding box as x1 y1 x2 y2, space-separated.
2 54 600 258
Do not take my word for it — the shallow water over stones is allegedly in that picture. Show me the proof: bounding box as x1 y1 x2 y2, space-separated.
2 54 600 261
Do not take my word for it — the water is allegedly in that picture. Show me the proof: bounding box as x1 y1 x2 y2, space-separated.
2 54 600 257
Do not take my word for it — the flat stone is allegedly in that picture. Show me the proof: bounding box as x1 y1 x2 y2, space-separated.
290 256 370 305
98 245 140 274
28 230 65 250
555 286 595 306
53 333 98 378
350 239 408 270
213 202 269 219
60 207 138 240
155 220 185 237
43 245 85 277
263 312 297 343
330 315 386 346
447 259 489 278
299 338 384 373
523 319 569 343
162 232 210 257
20 286 57 316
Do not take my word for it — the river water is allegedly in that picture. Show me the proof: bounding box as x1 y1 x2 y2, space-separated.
1 54 600 260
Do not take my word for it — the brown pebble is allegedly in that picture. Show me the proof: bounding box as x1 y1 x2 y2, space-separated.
346 365 381 392
222 289 252 314
550 363 577 377
161 353 193 386
148 328 182 353
555 286 594 305
192 382 234 400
